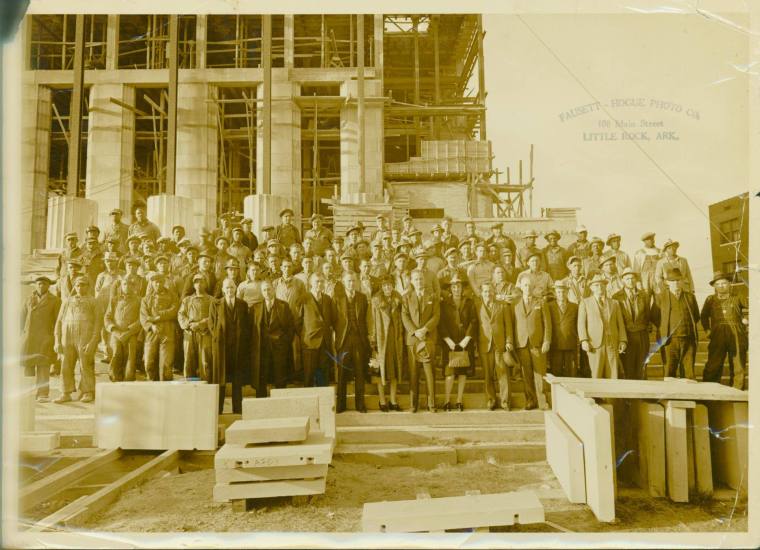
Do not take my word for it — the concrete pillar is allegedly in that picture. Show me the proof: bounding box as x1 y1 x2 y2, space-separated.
284 15 294 69
340 78 384 203
256 70 301 218
196 15 207 69
244 194 292 239
21 83 51 253
46 195 99 249
176 81 217 232
86 83 135 229
147 194 197 240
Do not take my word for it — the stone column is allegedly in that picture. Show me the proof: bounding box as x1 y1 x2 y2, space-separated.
255 69 301 229
147 194 196 239
243 194 293 239
340 78 384 203
176 81 217 235
46 195 99 249
284 15 294 69
21 83 51 253
85 83 135 229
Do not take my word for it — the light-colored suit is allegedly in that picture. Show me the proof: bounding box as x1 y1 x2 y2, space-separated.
401 290 440 409
578 295 627 378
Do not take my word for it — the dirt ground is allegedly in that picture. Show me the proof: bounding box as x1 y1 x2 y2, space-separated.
78 459 747 533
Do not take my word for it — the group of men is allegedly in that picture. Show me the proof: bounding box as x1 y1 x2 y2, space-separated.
20 206 749 413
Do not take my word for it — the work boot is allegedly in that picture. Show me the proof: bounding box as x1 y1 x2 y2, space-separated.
36 395 50 403
80 393 94 403
54 392 72 404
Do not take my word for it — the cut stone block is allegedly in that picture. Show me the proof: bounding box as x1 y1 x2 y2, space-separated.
94 382 218 450
362 490 545 533
20 432 60 453
214 433 334 469
544 411 586 504
242 396 320 433
215 463 328 484
45 195 98 249
270 387 336 440
213 477 326 502
691 404 713 497
225 417 309 446
634 401 666 498
552 382 615 522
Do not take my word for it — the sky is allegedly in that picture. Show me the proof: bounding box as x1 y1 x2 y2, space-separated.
481 13 749 302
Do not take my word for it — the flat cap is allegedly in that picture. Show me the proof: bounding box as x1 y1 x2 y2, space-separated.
224 258 240 269
154 255 169 264
261 225 275 232
86 225 100 234
606 233 621 245
523 230 538 239
192 273 206 282
279 208 294 217
109 208 123 216
566 255 581 267
34 275 54 285
545 230 560 241
641 231 656 241
171 225 185 232
127 235 141 243
103 252 120 262
65 232 78 239
444 247 458 258
124 256 141 265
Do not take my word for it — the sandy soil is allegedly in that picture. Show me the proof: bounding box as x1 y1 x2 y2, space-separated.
78 459 747 533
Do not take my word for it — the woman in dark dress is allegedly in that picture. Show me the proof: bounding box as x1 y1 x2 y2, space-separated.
368 276 404 411
439 274 478 411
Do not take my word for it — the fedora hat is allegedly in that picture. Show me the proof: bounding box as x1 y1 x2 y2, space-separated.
662 239 679 251
544 230 560 241
588 273 608 286
709 271 731 286
606 233 621 245
641 231 655 241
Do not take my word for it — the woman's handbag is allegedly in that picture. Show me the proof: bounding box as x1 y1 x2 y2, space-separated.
447 350 471 368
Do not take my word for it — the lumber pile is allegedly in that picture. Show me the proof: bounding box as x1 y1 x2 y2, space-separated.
545 375 748 522
213 387 337 508
94 381 219 450
362 489 544 533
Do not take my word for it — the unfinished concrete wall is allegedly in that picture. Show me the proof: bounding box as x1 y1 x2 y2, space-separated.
176 81 217 235
340 78 384 203
86 83 135 228
21 83 51 252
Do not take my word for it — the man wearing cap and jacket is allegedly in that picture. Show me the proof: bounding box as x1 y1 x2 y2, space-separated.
612 268 653 379
275 208 302 248
178 274 216 380
654 239 694 294
58 259 84 303
542 230 569 281
485 222 516 256
57 233 83 278
440 216 460 250
95 252 123 361
567 225 592 260
82 235 105 285
605 233 631 274
633 232 661 294
599 252 624 299
516 252 554 300
651 268 700 379
240 218 258 252
517 231 542 269
700 271 748 389
128 206 161 243
370 214 390 244
21 276 61 402
141 273 180 381
561 256 588 304
54 276 100 403
467 241 496 298
181 251 217 298
583 237 605 275
105 276 142 382
437 248 468 290
578 273 627 379
227 226 252 269
304 213 333 256
103 208 130 255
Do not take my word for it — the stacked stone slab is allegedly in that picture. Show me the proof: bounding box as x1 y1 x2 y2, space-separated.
213 388 337 504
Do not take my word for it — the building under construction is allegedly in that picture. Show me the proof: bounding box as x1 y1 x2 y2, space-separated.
20 13 577 252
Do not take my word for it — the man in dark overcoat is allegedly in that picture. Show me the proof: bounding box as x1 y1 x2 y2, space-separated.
212 278 249 413
21 276 61 402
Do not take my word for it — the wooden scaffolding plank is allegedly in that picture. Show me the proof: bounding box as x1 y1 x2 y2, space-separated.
30 450 179 531
662 401 695 503
215 463 328 484
634 401 666 498
544 411 586 504
691 404 713 497
213 477 326 502
20 448 123 510
552 383 615 522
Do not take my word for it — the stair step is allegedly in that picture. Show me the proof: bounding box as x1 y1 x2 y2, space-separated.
336 409 544 426
346 392 526 411
334 441 546 468
336 424 544 445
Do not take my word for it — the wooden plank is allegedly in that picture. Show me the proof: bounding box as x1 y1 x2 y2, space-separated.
691 404 713 497
598 403 617 499
242 396 321 434
663 401 689 502
213 477 326 502
707 401 748 494
30 450 179 531
549 377 747 402
215 463 328 484
361 490 545 533
552 383 615 522
20 448 123 510
634 402 666 498
270 387 336 440
225 417 310 446
544 411 586 503
214 433 334 469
